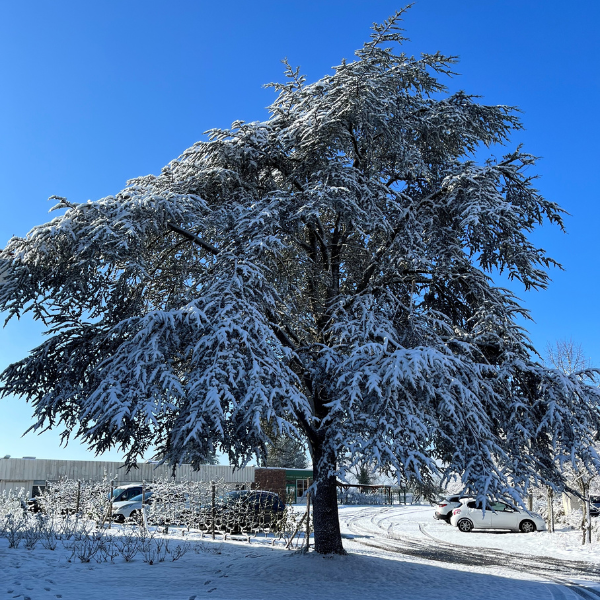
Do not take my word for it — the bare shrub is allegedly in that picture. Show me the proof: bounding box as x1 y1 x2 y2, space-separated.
170 541 190 561
194 541 222 555
39 516 58 551
115 526 140 562
2 514 27 548
22 516 42 550
68 531 104 563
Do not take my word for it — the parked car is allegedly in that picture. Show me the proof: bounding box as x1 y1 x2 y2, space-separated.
433 494 467 523
216 490 285 532
450 499 547 533
26 497 42 513
112 491 153 523
111 484 144 503
589 495 600 518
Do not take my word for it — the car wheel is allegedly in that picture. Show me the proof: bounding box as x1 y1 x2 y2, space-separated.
519 520 536 533
129 510 143 524
457 519 473 533
113 514 125 523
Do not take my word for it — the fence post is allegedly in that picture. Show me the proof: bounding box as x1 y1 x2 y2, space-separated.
547 487 554 533
305 491 311 551
211 482 216 540
141 482 146 530
76 480 81 515
587 495 592 544
108 483 113 529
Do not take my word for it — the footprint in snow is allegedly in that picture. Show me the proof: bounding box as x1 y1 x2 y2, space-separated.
45 587 51 591
189 596 197 600
207 589 217 594
204 581 211 585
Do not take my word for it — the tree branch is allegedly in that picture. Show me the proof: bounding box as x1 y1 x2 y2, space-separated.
167 222 220 256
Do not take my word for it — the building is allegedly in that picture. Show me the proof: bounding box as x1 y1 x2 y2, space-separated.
0 457 313 504
284 468 314 503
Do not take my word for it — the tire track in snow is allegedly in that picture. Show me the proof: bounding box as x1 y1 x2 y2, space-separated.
341 507 600 599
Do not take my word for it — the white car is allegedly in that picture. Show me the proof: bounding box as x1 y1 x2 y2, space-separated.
450 499 546 533
112 491 152 523
433 494 467 523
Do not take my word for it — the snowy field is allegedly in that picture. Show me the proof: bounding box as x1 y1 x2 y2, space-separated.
2 504 600 600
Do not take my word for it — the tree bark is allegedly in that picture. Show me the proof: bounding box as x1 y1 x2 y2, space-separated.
311 440 345 554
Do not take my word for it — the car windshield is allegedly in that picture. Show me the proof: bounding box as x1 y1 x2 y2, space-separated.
129 492 152 502
224 491 250 504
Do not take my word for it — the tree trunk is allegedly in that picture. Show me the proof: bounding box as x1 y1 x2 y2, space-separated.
311 441 345 555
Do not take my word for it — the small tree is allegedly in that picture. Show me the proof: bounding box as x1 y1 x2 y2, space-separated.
346 458 377 486
2 9 600 554
546 340 598 543
546 339 590 375
261 420 308 469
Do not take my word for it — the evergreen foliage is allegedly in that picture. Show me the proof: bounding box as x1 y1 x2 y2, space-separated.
2 8 599 552
261 421 308 469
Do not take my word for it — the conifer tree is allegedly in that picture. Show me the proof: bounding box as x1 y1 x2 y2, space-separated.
2 9 600 553
261 420 308 469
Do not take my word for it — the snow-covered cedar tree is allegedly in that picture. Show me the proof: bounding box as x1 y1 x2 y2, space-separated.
1 9 600 554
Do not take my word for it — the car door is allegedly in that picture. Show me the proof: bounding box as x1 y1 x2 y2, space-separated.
467 501 493 528
490 502 518 529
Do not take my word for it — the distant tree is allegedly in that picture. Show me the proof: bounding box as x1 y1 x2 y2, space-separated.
546 339 590 375
2 9 600 554
261 420 308 469
546 339 598 543
354 462 373 487
345 457 377 486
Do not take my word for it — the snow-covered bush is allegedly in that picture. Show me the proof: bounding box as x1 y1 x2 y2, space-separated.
0 477 305 553
0 488 28 520
38 477 112 523
1 513 26 548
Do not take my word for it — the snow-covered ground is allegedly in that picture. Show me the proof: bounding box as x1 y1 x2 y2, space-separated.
2 505 599 600
338 504 600 563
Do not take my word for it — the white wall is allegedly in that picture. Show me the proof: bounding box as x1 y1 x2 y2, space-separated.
0 458 255 496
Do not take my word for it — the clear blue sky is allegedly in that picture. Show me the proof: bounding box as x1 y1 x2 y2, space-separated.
1 1 598 461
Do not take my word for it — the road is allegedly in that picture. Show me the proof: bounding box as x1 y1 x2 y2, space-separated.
338 505 600 600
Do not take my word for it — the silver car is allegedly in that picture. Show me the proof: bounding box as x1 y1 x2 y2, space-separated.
450 499 546 533
112 491 152 523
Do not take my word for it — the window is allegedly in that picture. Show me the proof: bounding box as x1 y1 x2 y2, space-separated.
296 478 312 501
31 485 46 498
